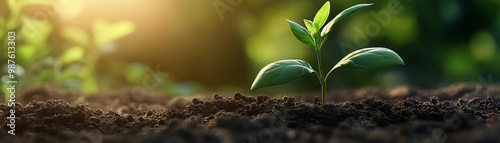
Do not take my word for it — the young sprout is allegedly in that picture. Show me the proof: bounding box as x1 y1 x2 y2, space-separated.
251 1 405 103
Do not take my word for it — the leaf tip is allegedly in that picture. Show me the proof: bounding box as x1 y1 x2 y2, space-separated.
324 1 331 7
250 81 259 91
399 59 406 65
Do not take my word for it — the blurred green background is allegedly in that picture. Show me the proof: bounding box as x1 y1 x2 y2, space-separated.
1 0 499 97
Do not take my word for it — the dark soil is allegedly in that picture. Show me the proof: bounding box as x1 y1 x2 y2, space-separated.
1 83 500 143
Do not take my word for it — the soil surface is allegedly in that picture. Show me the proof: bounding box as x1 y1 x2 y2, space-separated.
1 83 500 143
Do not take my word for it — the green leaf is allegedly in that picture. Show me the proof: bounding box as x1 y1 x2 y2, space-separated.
251 59 316 90
7 0 52 15
7 0 21 15
93 19 135 47
321 3 372 37
331 47 404 71
20 16 52 46
59 46 84 64
17 45 36 65
62 26 90 46
125 63 147 84
313 1 330 30
303 19 315 34
284 19 316 47
82 77 98 93
319 36 328 48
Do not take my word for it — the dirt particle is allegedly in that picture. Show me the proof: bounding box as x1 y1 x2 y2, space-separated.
213 94 223 100
430 96 439 104
313 97 321 104
256 95 269 103
192 98 203 104
234 93 244 100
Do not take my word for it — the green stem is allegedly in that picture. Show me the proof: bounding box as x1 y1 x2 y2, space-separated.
315 49 323 77
315 39 328 104
320 78 327 104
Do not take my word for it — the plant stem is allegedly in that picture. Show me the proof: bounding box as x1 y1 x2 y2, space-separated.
320 78 327 103
315 49 323 77
315 43 327 104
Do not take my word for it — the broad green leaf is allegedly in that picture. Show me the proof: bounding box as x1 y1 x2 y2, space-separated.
313 1 330 31
251 59 316 90
59 46 84 64
303 19 315 34
331 47 404 71
62 26 90 46
321 3 372 37
284 19 316 47
93 19 135 47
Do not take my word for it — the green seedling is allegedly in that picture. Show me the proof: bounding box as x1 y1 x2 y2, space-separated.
251 1 405 103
